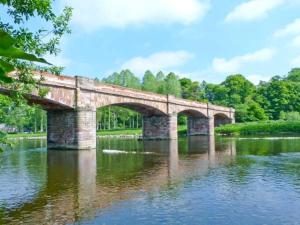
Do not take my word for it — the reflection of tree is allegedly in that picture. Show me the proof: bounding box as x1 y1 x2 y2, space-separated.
279 157 300 189
222 137 300 189
236 138 300 156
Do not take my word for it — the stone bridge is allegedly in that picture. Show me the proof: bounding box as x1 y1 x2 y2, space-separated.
1 72 235 149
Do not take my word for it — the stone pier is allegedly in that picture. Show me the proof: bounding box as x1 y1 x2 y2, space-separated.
187 117 214 136
47 108 96 150
143 114 177 139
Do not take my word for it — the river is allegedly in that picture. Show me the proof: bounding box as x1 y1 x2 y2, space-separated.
1 136 300 224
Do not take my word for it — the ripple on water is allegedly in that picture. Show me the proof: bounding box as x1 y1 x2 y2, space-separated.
1 138 300 225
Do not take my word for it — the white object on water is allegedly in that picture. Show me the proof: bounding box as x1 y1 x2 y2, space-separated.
102 149 155 155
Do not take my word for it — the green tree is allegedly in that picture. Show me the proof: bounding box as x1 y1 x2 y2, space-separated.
156 71 166 94
204 83 228 106
0 0 72 150
287 68 300 82
235 99 267 122
258 79 300 119
179 78 201 100
101 70 142 131
222 74 255 106
280 111 300 121
164 72 182 97
142 70 158 92
103 70 141 89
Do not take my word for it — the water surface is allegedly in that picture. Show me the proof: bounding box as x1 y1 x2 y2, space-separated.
1 136 300 224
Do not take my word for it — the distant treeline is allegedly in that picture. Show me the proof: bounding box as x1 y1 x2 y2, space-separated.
215 121 300 136
97 68 300 130
1 68 300 132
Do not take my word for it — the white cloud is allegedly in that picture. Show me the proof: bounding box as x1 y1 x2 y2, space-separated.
225 0 284 22
121 51 194 75
45 54 71 67
246 74 271 84
64 0 210 31
274 18 300 37
292 35 300 47
212 48 276 73
291 55 300 67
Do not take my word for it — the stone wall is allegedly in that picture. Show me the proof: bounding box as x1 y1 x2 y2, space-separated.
143 114 177 140
47 109 96 150
214 116 232 127
187 117 210 136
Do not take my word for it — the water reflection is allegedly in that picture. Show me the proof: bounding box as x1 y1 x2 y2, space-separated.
0 137 236 224
47 150 97 219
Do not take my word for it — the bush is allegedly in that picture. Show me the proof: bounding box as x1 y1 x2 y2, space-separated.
279 111 300 121
215 120 300 135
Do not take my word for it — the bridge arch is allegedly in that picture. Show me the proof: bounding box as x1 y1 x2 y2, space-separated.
214 113 232 127
91 91 168 116
178 109 208 118
178 109 210 136
28 94 74 110
97 102 167 116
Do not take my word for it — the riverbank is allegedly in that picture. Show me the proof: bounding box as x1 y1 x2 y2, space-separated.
6 126 189 139
215 120 300 136
7 132 47 139
8 122 300 139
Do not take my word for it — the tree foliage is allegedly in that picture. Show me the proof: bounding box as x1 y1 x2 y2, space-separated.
142 70 158 92
0 28 50 82
0 0 72 150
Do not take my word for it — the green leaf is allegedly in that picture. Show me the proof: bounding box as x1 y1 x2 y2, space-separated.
0 59 13 83
0 29 15 50
0 59 14 72
0 29 51 65
0 47 51 64
0 0 7 5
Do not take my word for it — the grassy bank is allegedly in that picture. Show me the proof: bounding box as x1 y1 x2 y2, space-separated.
5 126 189 138
7 132 46 138
215 121 300 136
97 128 142 136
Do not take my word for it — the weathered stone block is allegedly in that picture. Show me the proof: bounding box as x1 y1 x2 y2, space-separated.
143 114 177 140
187 116 214 136
47 109 96 150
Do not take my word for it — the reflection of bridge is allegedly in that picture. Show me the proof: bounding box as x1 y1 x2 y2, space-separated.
1 72 235 149
1 138 236 224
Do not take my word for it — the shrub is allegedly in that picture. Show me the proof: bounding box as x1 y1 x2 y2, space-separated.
215 120 300 135
279 111 300 121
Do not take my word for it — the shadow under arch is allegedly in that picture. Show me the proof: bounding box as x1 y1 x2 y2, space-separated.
214 113 232 127
0 88 73 110
178 109 209 136
96 102 171 139
97 102 167 116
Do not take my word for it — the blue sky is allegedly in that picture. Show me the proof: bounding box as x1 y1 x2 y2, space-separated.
49 0 300 84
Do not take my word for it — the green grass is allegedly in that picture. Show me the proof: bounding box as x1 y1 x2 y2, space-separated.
178 125 188 136
6 122 300 139
5 125 189 138
97 128 142 136
7 132 46 138
215 120 300 136
97 125 187 136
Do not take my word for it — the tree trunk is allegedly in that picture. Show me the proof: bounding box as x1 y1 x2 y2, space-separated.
40 113 44 132
108 107 111 130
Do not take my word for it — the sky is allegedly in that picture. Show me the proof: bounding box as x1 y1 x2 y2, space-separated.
47 0 300 84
